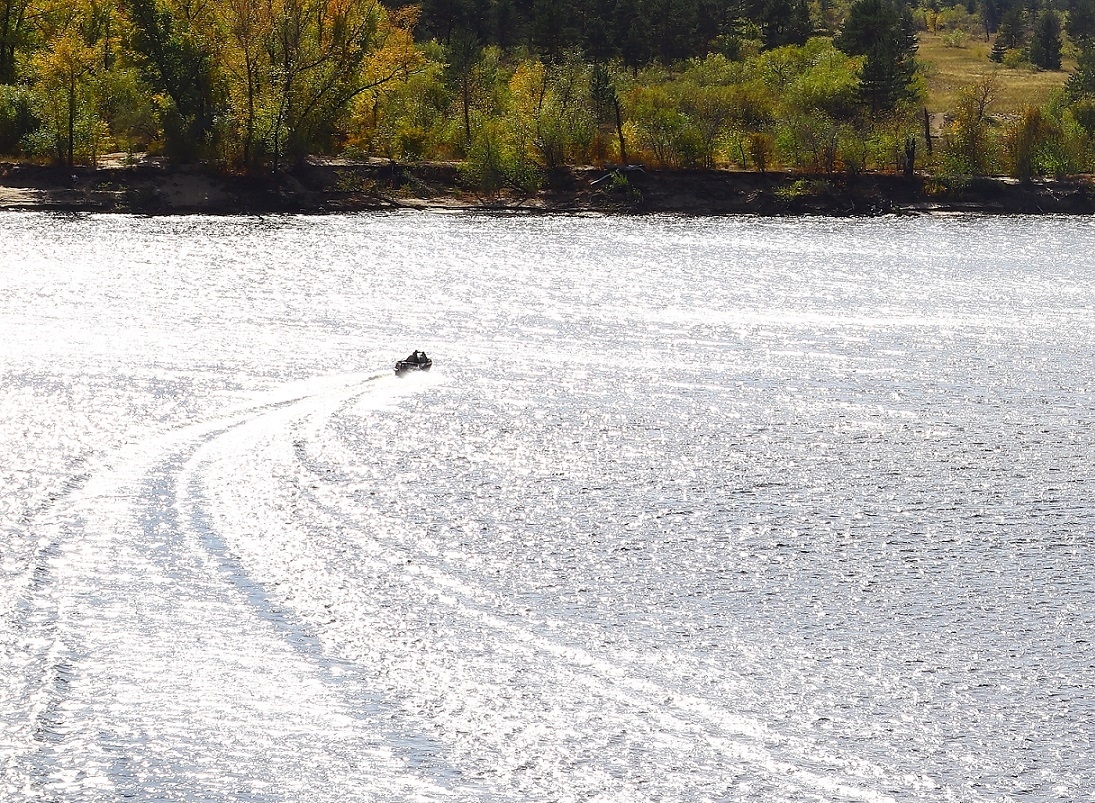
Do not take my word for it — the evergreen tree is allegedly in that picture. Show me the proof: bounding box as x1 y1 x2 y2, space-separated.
531 0 574 59
694 0 730 50
1068 0 1095 46
981 0 1005 35
835 0 918 111
646 0 702 62
1067 43 1095 98
615 0 653 68
1029 10 1062 70
760 0 813 47
446 28 483 147
491 0 521 50
578 0 618 61
0 0 31 83
419 0 490 44
994 7 1025 50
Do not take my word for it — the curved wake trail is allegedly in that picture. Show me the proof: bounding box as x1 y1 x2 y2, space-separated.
11 375 450 802
11 369 907 802
192 379 907 802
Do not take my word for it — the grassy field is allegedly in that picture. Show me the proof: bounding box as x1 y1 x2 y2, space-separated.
918 32 1073 114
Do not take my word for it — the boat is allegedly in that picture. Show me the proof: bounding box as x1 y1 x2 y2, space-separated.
394 350 432 376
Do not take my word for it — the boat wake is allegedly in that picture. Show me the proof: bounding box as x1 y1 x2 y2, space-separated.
6 370 904 802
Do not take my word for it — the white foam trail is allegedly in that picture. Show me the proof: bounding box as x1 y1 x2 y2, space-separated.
10 376 452 802
190 376 902 803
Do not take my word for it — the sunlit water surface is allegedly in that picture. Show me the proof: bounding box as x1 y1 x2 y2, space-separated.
1 212 1093 802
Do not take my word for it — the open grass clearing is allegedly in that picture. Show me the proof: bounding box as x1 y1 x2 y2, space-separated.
919 32 1073 113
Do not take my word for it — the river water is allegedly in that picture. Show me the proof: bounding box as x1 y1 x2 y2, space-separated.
0 212 1092 802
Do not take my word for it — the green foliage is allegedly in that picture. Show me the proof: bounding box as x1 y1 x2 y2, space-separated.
942 30 969 47
460 114 542 193
512 55 598 168
859 112 920 173
0 0 34 83
941 75 1001 175
1002 48 1028 68
779 39 860 118
1068 44 1095 99
353 54 448 160
759 0 813 48
0 0 1086 185
1003 106 1074 179
774 177 826 199
0 84 36 153
994 7 1025 52
1070 96 1095 134
594 168 643 206
776 111 841 171
95 67 158 153
627 85 701 166
834 0 920 111
123 0 216 161
1028 11 1062 71
1062 101 1095 170
1067 0 1095 47
28 30 100 166
935 4 982 34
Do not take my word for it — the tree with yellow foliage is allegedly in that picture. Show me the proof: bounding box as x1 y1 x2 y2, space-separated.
30 28 99 165
254 0 420 169
123 0 419 167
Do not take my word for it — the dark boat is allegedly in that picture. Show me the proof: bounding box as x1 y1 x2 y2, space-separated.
394 350 432 376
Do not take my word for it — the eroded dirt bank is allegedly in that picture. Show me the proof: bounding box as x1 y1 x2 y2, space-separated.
2 159 1094 215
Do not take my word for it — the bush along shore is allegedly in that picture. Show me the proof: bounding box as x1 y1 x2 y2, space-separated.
2 159 1095 216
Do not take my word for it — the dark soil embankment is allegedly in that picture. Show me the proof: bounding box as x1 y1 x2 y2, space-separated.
2 159 1094 215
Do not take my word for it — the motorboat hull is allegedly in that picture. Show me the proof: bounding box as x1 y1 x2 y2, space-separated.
394 352 432 376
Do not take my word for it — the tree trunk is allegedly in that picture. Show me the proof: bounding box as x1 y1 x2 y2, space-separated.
67 77 76 167
613 96 627 165
461 76 471 146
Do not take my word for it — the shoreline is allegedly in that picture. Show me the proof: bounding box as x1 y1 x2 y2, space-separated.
3 159 1095 216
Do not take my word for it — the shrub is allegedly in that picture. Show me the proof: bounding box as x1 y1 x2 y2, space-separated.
748 131 775 171
0 85 37 155
943 30 970 48
1002 49 1028 69
460 117 541 194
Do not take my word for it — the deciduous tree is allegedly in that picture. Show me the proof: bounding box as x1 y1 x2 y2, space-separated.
31 28 98 165
943 73 999 175
124 0 217 159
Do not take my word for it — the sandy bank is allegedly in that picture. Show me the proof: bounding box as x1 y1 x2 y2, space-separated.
2 158 1094 216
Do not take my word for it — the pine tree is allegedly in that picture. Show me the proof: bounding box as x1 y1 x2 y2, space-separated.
1029 10 1062 70
835 0 918 111
982 0 1005 36
615 0 653 69
995 7 1025 50
1067 43 1095 98
1067 0 1095 47
760 0 812 48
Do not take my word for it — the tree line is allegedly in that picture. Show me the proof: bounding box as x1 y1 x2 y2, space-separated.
0 0 1094 182
0 0 422 167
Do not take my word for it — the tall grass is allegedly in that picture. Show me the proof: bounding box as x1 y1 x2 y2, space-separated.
919 32 1072 112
